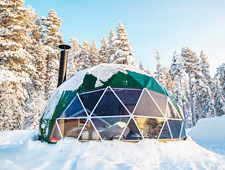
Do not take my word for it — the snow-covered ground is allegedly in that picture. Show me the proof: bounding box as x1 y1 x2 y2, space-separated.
0 116 225 170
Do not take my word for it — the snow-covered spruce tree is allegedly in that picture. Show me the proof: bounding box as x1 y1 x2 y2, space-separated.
139 60 144 71
154 50 164 86
41 9 64 97
99 35 109 64
107 29 117 63
216 63 225 98
163 67 175 94
214 79 225 116
0 0 37 130
77 40 91 71
89 40 99 67
67 38 82 78
112 22 135 65
181 47 201 126
145 68 153 76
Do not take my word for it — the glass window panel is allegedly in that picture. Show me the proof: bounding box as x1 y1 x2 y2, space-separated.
57 119 86 138
91 88 130 117
166 99 181 119
168 120 182 139
79 89 105 115
91 117 129 140
147 90 167 115
49 123 62 142
134 117 164 139
121 118 143 140
112 88 142 113
78 120 101 141
134 90 164 117
159 121 172 139
60 96 87 118
180 122 186 139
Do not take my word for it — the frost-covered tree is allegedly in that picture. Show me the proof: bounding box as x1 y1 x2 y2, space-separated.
181 47 201 125
216 63 225 98
163 67 175 94
214 79 225 116
139 60 144 71
107 29 117 63
77 41 91 71
0 0 36 130
154 50 164 85
67 38 82 78
112 22 135 65
99 35 109 63
145 68 152 76
89 40 99 67
41 9 64 96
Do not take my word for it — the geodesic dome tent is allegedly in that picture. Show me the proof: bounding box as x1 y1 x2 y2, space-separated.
39 64 186 142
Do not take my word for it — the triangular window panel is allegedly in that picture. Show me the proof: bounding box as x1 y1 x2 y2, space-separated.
158 121 172 139
57 119 86 139
180 122 186 139
49 123 62 142
91 117 129 140
79 88 105 115
60 96 87 118
166 99 181 119
134 89 164 117
120 118 143 140
78 120 101 141
112 88 142 114
91 88 130 117
147 90 167 115
168 120 182 139
134 117 164 139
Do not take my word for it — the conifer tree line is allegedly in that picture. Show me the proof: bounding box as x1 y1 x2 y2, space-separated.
151 48 225 127
0 0 224 131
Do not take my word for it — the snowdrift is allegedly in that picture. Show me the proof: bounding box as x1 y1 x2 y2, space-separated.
0 116 225 170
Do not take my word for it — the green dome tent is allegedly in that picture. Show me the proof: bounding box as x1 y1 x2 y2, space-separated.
39 64 186 142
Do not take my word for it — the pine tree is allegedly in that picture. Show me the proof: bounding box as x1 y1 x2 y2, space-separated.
99 35 109 63
154 50 164 85
181 47 201 126
89 40 99 67
41 9 64 96
214 79 225 116
216 63 225 98
77 41 91 71
139 60 144 71
0 0 36 130
163 67 175 94
145 68 152 76
107 29 117 63
113 22 135 65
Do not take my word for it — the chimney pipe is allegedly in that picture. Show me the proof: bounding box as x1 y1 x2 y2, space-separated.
57 44 71 87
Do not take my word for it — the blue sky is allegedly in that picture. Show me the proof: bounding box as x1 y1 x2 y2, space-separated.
25 0 225 75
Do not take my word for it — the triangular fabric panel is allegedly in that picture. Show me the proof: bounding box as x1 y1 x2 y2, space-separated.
57 118 86 139
79 88 105 115
147 90 167 115
113 88 142 114
49 123 62 141
134 117 164 139
134 89 164 117
120 118 143 140
60 96 88 118
159 121 172 139
91 88 130 117
168 120 182 139
166 99 181 119
78 120 101 141
91 117 129 140
180 122 186 139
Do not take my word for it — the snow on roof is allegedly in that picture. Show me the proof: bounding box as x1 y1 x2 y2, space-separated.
42 64 148 119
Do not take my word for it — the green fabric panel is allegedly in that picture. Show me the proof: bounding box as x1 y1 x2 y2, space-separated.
102 71 143 88
39 90 77 142
76 74 98 93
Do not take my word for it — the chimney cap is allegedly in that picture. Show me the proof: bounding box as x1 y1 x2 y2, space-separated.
59 44 71 50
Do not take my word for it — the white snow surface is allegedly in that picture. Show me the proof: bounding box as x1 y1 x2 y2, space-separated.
1 116 225 170
42 64 147 119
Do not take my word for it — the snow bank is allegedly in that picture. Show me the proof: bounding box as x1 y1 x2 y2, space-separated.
0 130 225 170
188 115 225 156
